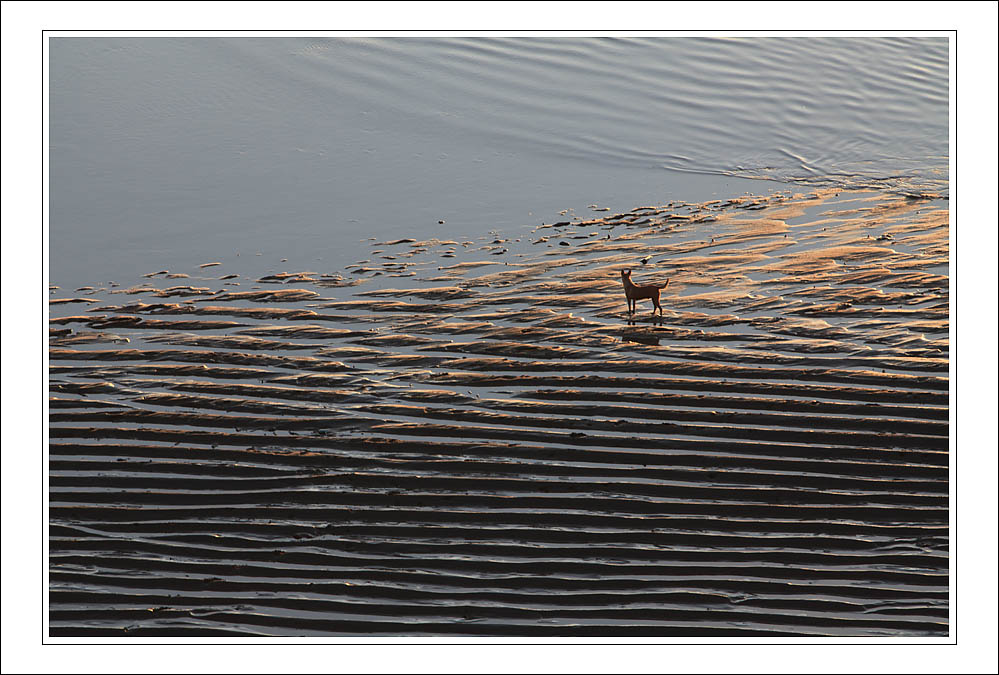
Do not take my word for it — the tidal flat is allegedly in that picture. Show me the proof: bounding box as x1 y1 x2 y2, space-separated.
49 188 948 637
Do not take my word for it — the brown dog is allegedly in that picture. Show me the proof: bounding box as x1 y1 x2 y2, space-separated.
621 269 669 315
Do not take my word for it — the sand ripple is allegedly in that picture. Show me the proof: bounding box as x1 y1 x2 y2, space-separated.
49 189 948 637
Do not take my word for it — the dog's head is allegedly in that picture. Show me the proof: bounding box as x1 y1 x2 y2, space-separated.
621 269 631 280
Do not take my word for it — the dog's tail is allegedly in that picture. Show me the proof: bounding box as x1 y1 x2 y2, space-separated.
659 279 670 289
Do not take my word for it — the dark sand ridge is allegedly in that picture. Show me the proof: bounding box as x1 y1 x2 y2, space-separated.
49 188 948 637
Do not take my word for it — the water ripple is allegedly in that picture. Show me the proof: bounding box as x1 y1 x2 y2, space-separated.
276 36 947 194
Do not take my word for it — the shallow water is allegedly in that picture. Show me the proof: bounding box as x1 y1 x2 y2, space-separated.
48 36 950 638
49 188 949 637
49 37 948 291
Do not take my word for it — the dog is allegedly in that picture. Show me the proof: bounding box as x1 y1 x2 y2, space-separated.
621 269 669 315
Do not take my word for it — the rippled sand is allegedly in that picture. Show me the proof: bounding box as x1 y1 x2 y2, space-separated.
49 188 948 637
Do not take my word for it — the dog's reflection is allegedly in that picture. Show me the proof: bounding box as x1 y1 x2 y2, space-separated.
626 314 665 327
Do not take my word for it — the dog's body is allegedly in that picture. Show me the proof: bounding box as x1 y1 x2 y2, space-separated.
621 269 669 315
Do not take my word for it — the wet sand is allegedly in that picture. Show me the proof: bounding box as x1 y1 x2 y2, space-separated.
48 188 948 637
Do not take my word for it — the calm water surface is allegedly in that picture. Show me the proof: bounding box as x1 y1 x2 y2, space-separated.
49 37 948 289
